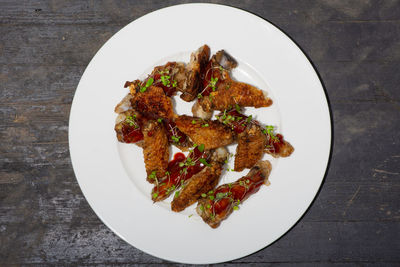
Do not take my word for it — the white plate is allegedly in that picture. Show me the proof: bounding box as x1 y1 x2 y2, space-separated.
69 3 331 264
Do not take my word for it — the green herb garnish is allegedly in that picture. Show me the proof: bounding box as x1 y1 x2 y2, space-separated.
199 158 211 167
148 171 156 180
171 135 181 143
209 77 218 91
235 104 241 112
264 125 279 141
198 144 205 152
246 115 253 123
161 75 170 87
140 77 154 92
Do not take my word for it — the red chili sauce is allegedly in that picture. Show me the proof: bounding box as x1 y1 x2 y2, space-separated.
151 147 209 201
205 171 265 215
121 124 144 143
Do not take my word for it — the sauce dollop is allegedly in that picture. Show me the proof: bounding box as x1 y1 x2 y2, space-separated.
120 124 144 143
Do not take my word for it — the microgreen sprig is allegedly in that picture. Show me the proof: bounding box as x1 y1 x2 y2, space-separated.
263 125 279 141
125 115 139 129
140 77 154 92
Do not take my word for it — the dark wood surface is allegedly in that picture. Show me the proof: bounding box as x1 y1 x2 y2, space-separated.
1 1 399 266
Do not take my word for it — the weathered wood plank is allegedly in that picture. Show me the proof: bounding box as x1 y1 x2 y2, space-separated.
0 65 84 104
0 0 399 26
1 220 398 264
0 17 400 66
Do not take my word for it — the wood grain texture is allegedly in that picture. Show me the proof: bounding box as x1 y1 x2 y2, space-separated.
1 0 399 266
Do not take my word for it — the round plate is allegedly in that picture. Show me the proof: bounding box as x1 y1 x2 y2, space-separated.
69 3 331 264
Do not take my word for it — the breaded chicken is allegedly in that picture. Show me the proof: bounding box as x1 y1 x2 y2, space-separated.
175 115 234 150
199 77 273 111
131 85 175 120
142 120 169 183
234 124 267 172
171 148 228 212
197 160 272 228
198 50 273 112
215 108 294 160
180 44 210 102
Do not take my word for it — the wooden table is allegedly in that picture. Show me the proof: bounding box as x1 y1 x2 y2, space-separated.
1 1 399 265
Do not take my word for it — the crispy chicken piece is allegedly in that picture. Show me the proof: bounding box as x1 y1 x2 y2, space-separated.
197 160 272 228
234 124 267 172
175 115 234 150
171 148 228 212
131 85 175 120
199 77 273 111
180 45 211 102
142 120 169 183
216 109 294 160
198 50 272 112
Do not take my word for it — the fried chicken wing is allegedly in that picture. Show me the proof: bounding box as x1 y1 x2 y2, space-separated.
171 147 228 212
131 85 175 120
198 50 272 112
234 124 267 172
200 78 273 112
142 120 169 183
216 109 294 160
197 160 272 228
175 115 234 150
180 44 210 102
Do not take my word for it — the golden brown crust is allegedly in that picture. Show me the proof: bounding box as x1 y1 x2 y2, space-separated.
142 121 169 183
131 86 175 120
234 124 267 171
171 161 223 212
175 115 234 150
199 77 273 112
